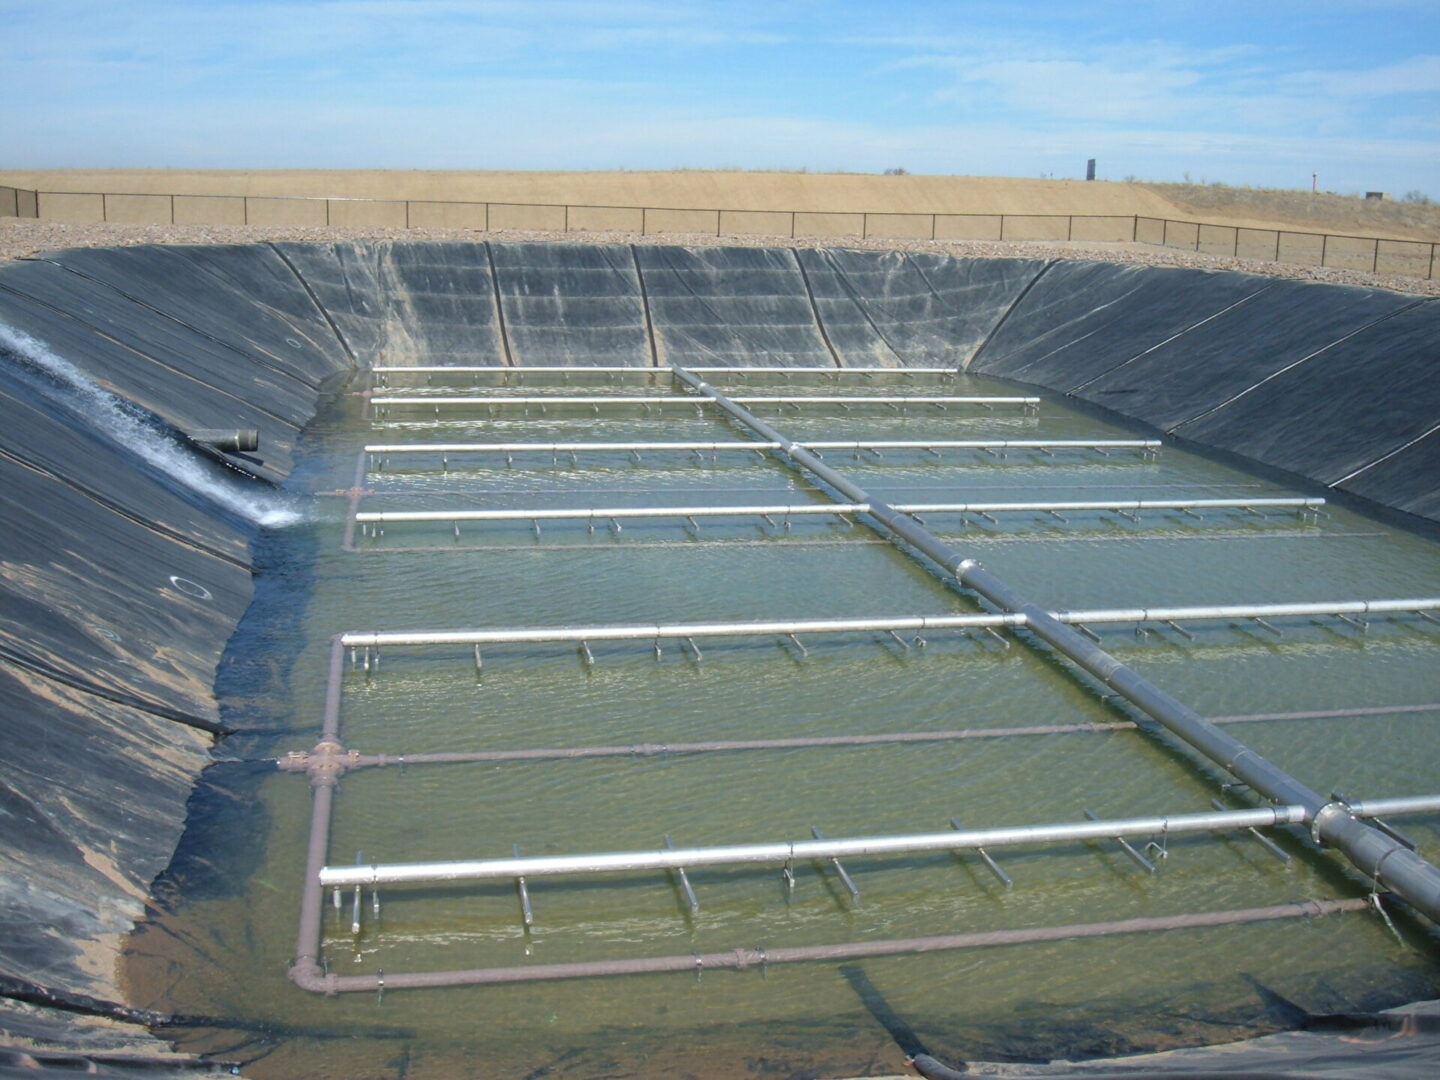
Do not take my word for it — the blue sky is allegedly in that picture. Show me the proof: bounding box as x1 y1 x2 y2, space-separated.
4 0 1439 193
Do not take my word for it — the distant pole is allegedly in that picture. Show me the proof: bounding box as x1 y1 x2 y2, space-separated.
1312 173 1318 193
1086 158 1096 181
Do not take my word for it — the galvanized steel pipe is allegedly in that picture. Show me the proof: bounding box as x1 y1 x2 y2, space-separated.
363 439 1158 454
337 599 1440 649
371 394 1037 407
320 805 1311 887
372 365 958 375
354 497 1323 524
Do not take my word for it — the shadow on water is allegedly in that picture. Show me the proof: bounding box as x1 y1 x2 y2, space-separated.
149 513 323 914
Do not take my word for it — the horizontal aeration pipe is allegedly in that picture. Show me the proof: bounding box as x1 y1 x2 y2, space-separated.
353 497 1323 523
670 363 1440 924
363 439 1159 454
369 394 1037 408
319 805 1313 887
337 599 1439 648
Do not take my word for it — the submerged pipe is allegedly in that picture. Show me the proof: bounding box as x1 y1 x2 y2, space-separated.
273 705 1440 773
296 898 1366 993
670 363 1440 924
290 638 347 992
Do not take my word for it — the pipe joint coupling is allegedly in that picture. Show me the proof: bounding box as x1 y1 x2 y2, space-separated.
1310 799 1354 847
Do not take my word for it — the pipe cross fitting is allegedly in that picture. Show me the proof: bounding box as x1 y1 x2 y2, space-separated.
305 738 357 787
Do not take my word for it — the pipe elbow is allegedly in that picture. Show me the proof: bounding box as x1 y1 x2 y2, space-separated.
911 1052 969 1079
289 960 337 995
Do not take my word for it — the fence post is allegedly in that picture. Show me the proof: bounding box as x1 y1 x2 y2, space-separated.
1274 232 1280 262
1132 215 1138 242
100 193 107 222
1067 215 1073 241
1233 227 1238 258
1431 243 1436 280
930 214 936 241
404 200 411 229
243 196 249 226
790 211 796 239
999 214 1006 241
862 212 868 240
1320 233 1328 268
1372 238 1380 274
641 207 647 236
715 209 721 238
325 200 330 227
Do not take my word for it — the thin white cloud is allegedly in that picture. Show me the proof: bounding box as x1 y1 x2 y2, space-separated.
1 1 1436 194
1278 54 1440 97
942 58 1203 123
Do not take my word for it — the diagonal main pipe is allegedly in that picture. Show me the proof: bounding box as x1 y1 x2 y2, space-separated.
670 363 1440 923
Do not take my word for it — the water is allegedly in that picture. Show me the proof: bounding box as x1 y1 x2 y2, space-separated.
125 371 1440 1078
0 322 305 528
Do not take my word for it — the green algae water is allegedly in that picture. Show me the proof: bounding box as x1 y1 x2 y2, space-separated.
125 370 1440 1078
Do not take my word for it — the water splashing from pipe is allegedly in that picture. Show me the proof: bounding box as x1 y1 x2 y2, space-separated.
0 323 306 528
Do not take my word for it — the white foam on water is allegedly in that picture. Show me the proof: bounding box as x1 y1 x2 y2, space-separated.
0 323 306 527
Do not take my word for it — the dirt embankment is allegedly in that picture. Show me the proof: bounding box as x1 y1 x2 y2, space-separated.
0 169 1182 217
4 169 1434 253
1142 182 1440 241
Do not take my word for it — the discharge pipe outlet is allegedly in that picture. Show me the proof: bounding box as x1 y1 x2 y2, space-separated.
189 428 259 453
670 364 1440 924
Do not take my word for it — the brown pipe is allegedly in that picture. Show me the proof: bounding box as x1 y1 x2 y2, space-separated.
273 704 1440 773
289 637 349 992
290 781 335 990
294 898 1365 994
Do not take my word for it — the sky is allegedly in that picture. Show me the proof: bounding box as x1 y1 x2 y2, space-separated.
4 0 1439 194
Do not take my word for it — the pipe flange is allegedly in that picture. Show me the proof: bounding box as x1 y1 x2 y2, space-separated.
1310 799 1353 847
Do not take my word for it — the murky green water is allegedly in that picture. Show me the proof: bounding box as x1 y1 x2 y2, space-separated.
126 370 1440 1078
